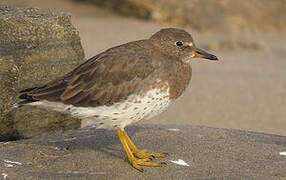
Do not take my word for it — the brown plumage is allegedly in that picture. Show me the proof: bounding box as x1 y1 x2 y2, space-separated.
19 28 211 107
17 28 218 171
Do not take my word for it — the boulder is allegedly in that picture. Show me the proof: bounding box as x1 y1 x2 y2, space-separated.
0 124 285 179
0 5 85 141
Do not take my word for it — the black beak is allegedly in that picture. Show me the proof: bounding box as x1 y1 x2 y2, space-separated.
193 47 218 61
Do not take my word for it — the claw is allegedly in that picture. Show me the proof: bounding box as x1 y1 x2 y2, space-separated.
132 162 144 172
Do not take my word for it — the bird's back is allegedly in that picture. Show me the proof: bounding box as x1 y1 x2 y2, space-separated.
18 40 163 107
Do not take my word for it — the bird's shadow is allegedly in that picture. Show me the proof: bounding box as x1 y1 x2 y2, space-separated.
20 124 159 159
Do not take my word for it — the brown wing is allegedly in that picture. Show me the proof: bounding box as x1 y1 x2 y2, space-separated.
20 41 157 107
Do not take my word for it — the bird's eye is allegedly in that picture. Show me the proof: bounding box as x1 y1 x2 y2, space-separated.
176 41 183 47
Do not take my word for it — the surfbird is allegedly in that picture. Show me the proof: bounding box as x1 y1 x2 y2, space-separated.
16 28 218 171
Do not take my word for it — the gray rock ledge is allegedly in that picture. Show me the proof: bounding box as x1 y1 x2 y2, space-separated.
0 124 285 179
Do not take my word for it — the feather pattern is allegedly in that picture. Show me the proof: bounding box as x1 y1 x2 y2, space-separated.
19 40 159 107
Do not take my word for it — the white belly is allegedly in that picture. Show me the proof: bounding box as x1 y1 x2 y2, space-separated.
30 86 171 130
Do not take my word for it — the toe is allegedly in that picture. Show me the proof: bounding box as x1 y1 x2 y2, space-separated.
136 160 167 167
133 150 168 159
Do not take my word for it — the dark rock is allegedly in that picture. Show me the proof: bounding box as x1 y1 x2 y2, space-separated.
0 124 285 179
0 5 85 141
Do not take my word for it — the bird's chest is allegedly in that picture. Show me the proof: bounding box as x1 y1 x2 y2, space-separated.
77 85 171 129
161 61 192 100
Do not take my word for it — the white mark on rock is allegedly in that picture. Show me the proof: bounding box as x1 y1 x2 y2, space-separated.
2 173 8 180
0 142 10 145
167 128 180 132
3 159 22 165
280 152 286 156
170 159 190 166
13 103 20 108
4 163 14 167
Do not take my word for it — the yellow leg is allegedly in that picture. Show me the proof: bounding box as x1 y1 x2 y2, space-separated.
117 129 166 172
122 130 167 159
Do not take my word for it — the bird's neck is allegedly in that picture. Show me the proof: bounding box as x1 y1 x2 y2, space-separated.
161 61 192 100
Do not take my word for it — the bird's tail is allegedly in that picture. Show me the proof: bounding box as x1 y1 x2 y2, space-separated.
13 87 39 108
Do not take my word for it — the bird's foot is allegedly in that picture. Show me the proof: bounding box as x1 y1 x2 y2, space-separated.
133 149 167 160
117 129 167 172
128 157 167 172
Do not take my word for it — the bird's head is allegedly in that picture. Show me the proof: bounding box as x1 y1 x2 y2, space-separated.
150 28 218 63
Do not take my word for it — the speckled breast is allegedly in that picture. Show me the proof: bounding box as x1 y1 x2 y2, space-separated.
77 83 171 130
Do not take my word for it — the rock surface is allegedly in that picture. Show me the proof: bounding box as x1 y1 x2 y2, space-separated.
77 0 286 32
0 124 285 179
0 5 85 141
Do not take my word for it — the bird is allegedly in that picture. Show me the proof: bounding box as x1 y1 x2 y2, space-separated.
16 28 218 171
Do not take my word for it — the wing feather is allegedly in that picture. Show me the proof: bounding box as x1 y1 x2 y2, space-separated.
22 41 158 107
